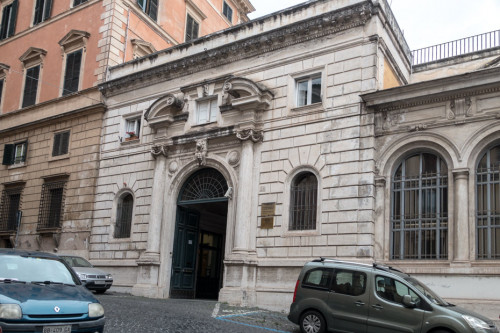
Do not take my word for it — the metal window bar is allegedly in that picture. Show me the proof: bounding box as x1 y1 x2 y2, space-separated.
115 194 133 238
391 154 448 260
0 187 22 232
411 29 500 66
290 175 318 231
476 149 500 259
37 181 66 230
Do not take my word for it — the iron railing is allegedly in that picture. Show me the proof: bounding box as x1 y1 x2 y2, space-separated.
411 30 500 66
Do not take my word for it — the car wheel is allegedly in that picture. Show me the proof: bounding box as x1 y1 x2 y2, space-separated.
300 310 325 333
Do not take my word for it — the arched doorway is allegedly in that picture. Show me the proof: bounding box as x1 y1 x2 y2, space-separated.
170 168 229 299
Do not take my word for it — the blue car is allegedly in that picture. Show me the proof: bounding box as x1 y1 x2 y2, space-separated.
0 248 105 333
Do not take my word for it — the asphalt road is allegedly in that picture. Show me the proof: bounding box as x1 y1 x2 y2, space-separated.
95 292 300 333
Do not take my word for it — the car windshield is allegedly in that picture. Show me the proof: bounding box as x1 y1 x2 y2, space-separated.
62 256 93 268
0 254 77 285
403 276 449 306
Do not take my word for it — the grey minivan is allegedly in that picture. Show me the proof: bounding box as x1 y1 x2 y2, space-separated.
288 258 499 333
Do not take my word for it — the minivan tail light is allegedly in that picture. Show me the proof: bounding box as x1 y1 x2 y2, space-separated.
293 279 300 303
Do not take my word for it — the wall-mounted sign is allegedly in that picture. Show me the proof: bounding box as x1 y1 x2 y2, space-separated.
261 202 276 229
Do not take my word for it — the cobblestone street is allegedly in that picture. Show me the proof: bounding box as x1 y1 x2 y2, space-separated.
96 292 300 333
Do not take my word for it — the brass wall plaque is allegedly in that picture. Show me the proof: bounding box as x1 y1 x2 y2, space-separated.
261 217 274 229
261 202 276 217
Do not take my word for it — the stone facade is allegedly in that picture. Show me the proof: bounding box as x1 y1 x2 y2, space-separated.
97 0 416 309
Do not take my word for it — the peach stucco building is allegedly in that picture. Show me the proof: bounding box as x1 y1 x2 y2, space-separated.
0 0 254 250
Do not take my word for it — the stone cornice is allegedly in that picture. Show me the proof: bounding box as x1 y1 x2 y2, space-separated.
362 67 500 112
99 1 374 97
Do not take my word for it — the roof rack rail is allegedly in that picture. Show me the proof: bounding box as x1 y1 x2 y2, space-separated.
312 257 372 267
373 262 404 273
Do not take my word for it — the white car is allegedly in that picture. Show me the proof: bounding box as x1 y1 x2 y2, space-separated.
60 255 113 294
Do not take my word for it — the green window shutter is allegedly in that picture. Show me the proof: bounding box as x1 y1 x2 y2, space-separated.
8 0 18 37
137 0 146 11
2 144 14 165
60 131 70 155
186 15 193 41
52 133 61 156
44 0 53 21
34 0 43 25
22 66 40 108
63 50 82 95
193 20 199 39
149 0 158 21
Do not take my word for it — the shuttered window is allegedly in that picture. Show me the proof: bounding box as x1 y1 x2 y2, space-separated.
63 49 82 96
137 0 158 21
222 2 233 23
2 141 28 165
73 0 89 7
196 98 218 124
0 79 4 108
22 66 40 108
0 0 18 40
52 131 70 157
33 0 53 25
115 193 133 238
185 14 199 42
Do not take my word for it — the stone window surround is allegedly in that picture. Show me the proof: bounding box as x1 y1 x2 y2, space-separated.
131 39 156 59
121 111 143 144
0 63 8 113
222 1 233 24
195 96 218 125
287 65 326 114
109 188 135 242
184 0 206 42
48 129 71 162
280 166 322 237
19 47 46 109
58 30 89 97
31 0 53 27
183 80 224 129
376 136 500 264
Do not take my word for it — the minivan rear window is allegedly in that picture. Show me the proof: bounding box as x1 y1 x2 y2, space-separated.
302 268 332 289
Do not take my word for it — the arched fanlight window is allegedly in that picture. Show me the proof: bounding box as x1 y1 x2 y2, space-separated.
179 168 228 204
476 146 500 259
289 172 318 231
391 153 448 260
115 193 133 238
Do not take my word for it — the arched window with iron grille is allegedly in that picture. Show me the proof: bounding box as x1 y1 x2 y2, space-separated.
115 193 133 238
391 153 448 260
476 145 500 259
289 172 318 231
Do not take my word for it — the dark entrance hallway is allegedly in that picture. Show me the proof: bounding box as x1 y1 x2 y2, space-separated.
170 168 229 300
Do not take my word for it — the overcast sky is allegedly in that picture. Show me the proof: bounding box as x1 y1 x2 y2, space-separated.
247 0 500 50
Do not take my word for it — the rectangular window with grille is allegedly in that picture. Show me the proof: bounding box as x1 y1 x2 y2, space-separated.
289 173 318 231
185 14 199 42
22 65 40 108
37 180 67 230
0 0 18 40
63 49 82 96
0 185 23 232
2 141 28 165
52 131 70 156
33 0 52 25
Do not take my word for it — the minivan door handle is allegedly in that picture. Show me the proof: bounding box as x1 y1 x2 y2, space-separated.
371 304 384 310
355 301 365 306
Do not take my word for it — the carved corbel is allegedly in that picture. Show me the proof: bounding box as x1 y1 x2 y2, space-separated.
195 139 208 166
236 129 264 143
151 144 168 158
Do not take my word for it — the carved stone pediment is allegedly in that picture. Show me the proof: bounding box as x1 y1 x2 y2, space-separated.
59 30 90 53
222 77 273 111
145 93 186 130
0 63 9 78
19 47 47 68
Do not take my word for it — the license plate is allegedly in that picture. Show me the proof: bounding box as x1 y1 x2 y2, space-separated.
42 325 71 333
94 280 105 285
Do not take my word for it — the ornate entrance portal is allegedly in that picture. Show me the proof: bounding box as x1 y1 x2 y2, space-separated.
170 168 229 299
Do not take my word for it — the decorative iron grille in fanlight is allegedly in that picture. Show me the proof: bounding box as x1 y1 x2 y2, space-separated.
179 168 228 203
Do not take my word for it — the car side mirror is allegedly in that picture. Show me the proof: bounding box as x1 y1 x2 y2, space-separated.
402 295 416 308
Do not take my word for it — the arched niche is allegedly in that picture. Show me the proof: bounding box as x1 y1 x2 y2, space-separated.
144 93 186 131
221 77 273 111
